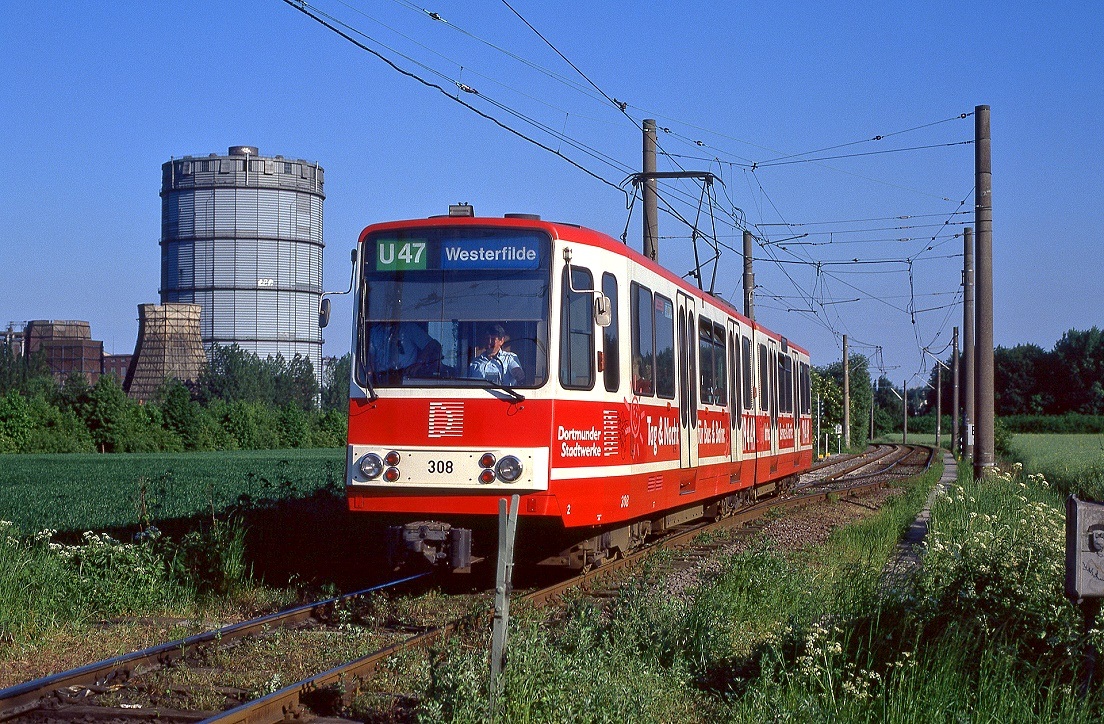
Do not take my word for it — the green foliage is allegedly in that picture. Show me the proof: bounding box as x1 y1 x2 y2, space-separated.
920 464 1074 660
0 391 93 453
0 521 188 642
321 353 352 412
169 518 249 596
815 352 873 449
196 344 319 411
961 327 1104 416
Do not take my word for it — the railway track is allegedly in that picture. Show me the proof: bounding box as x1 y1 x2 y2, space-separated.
2 444 936 724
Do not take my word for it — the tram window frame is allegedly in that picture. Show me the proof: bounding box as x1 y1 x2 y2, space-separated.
654 293 676 399
778 355 785 413
758 343 769 412
559 266 595 390
729 332 738 426
788 356 795 412
769 349 778 419
713 322 727 407
801 361 811 414
602 273 620 393
630 282 655 397
698 320 728 407
741 336 753 411
698 319 715 405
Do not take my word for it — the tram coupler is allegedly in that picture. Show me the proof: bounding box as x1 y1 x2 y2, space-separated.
386 521 473 571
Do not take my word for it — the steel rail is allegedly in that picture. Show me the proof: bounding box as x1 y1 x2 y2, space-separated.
809 444 900 484
810 444 919 487
195 445 936 724
0 572 431 721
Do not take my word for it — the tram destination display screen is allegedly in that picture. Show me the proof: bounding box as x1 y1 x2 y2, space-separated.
372 231 545 272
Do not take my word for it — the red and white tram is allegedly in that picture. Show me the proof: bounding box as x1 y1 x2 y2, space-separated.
343 210 813 569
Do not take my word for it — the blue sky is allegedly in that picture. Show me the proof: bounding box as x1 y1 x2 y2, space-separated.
2 1 1100 387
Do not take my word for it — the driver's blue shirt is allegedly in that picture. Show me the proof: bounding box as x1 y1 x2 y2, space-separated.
469 351 523 386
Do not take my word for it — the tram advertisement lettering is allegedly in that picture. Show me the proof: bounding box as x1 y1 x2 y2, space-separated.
647 415 679 456
559 425 602 458
697 418 728 446
442 238 540 270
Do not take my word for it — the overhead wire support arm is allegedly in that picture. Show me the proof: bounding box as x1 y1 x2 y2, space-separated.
628 171 720 292
629 170 719 185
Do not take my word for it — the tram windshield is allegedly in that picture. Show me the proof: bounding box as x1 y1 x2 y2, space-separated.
356 227 552 389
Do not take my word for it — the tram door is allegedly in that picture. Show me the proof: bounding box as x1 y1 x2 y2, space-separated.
727 319 741 465
676 292 699 473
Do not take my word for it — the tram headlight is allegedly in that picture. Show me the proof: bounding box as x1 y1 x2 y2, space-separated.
495 455 523 483
358 453 384 480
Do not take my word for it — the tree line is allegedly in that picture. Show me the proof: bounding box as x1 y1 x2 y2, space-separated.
812 327 1104 449
0 344 351 454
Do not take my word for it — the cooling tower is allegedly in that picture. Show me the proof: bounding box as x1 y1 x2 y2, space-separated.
125 303 207 402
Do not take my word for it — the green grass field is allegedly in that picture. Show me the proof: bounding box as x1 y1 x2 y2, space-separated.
0 448 345 535
1009 433 1104 497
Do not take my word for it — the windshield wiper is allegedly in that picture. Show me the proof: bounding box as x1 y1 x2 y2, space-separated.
475 379 525 403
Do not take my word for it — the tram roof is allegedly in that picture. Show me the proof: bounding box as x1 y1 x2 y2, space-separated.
357 215 809 358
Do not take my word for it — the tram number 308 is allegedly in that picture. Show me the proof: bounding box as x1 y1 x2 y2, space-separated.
428 460 454 474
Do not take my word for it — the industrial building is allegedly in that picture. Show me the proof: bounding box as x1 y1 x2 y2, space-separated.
125 304 206 402
102 354 132 381
22 320 104 383
159 146 325 375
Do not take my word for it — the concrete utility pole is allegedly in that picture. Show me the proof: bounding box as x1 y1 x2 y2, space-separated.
963 226 975 462
870 384 875 442
925 350 950 451
743 230 755 321
952 326 960 457
974 105 996 479
902 379 908 444
935 364 943 449
642 119 659 261
843 336 851 449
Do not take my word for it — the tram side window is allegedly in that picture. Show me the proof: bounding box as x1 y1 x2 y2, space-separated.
713 322 727 407
758 343 769 411
698 320 714 405
630 282 654 396
602 273 619 393
800 361 811 414
654 294 675 399
698 320 727 406
780 355 793 413
560 267 595 389
742 336 753 411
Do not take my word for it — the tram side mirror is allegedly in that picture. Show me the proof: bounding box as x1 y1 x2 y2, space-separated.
319 297 331 329
594 294 612 327
1065 495 1104 601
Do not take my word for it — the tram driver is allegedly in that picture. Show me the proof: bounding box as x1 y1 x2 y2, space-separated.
468 323 524 386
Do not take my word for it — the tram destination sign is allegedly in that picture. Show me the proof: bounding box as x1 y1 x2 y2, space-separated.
373 233 545 272
442 238 541 270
